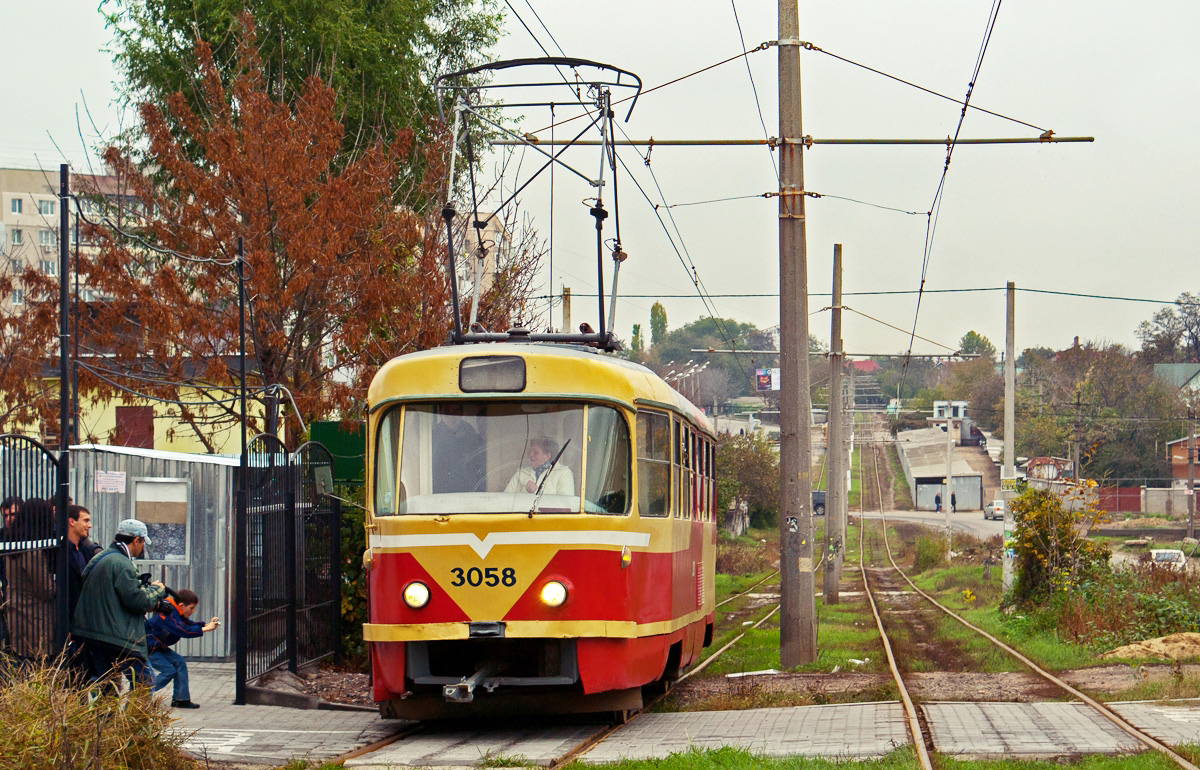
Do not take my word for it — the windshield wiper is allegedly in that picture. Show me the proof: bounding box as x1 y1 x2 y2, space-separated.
529 439 571 517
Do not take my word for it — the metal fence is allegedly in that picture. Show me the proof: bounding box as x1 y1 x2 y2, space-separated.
0 434 64 660
240 435 341 685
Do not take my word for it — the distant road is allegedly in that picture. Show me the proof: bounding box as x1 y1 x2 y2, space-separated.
856 509 1003 540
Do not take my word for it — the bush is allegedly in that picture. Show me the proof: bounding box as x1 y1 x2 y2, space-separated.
1009 484 1110 607
0 656 194 769
912 535 945 573
716 541 768 576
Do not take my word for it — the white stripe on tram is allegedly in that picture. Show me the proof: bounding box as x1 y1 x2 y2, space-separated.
368 530 651 559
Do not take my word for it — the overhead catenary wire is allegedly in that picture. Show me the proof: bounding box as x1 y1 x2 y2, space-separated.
900 0 1005 393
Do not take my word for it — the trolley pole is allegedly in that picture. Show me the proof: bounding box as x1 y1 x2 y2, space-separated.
777 0 817 665
823 245 843 604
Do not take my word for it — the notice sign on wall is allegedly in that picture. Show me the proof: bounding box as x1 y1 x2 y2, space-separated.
94 470 127 494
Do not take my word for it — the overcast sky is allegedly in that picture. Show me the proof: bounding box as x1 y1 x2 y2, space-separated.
5 1 1197 360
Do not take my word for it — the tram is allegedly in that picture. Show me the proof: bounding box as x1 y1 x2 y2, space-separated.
363 342 717 718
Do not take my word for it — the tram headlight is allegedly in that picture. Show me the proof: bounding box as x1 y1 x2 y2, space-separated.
402 581 430 609
539 580 568 607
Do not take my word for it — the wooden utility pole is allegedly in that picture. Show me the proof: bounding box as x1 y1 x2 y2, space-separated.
777 0 816 665
1002 281 1016 591
824 245 843 604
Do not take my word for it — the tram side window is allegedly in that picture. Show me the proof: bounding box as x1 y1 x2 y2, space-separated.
585 406 631 514
636 411 671 517
374 407 402 515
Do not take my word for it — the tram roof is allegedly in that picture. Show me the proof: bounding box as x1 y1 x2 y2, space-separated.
368 343 711 431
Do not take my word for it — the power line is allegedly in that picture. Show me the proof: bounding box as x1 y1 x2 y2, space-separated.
531 286 1199 306
799 41 1046 133
729 0 780 183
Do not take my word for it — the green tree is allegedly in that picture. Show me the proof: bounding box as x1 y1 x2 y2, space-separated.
945 356 1003 431
655 317 775 399
102 0 502 151
630 323 644 353
649 302 668 348
716 432 780 528
959 330 996 359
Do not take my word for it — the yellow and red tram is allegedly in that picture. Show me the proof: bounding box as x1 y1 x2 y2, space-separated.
363 343 716 718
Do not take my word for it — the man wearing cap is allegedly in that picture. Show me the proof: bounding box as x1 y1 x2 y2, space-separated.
72 519 166 688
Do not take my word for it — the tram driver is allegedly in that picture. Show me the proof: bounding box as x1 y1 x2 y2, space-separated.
505 437 574 496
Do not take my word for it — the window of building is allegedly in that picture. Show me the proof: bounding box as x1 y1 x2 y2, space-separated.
37 200 55 216
11 289 23 305
10 199 21 214
39 260 55 276
38 230 56 250
11 229 22 246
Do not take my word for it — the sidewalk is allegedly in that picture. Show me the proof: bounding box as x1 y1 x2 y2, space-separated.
170 662 404 766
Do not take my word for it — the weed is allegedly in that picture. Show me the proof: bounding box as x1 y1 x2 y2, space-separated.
0 655 193 770
912 535 946 572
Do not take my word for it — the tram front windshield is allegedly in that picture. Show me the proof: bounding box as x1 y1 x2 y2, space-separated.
374 402 631 515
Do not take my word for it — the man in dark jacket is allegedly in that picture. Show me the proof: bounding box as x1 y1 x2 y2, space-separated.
71 519 166 688
67 504 103 620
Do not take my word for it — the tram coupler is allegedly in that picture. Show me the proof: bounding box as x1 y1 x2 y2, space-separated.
443 663 496 703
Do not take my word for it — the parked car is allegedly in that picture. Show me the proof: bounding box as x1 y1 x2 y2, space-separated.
1150 549 1187 572
984 499 1005 520
813 489 826 516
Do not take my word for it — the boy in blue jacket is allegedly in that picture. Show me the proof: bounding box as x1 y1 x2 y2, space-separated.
145 588 219 708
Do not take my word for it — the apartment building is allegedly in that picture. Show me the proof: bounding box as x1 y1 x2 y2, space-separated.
0 167 68 309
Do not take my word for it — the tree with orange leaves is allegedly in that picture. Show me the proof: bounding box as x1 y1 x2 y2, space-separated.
24 16 539 448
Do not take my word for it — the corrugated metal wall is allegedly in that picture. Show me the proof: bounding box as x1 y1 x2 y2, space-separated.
71 447 236 660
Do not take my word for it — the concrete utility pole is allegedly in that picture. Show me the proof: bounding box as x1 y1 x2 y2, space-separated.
945 414 955 560
1188 406 1195 540
1002 282 1016 591
777 0 816 665
824 245 843 604
1072 389 1083 480
562 287 571 332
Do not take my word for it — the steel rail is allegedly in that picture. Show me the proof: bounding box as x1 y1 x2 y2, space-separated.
858 437 935 769
864 431 1200 770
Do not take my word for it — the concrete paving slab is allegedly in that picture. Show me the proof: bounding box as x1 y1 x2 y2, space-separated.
169 662 407 766
578 702 909 763
344 724 603 768
1111 701 1200 746
923 702 1142 757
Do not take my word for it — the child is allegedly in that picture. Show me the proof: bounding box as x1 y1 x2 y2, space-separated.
145 588 219 709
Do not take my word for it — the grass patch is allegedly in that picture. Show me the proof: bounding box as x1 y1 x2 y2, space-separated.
886 443 913 509
562 745 921 769
0 656 194 770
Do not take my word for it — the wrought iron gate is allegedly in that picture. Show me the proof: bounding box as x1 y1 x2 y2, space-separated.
239 435 341 689
0 434 65 658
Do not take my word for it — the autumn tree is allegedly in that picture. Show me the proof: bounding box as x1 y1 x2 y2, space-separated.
1009 484 1110 607
36 18 538 447
1136 292 1200 363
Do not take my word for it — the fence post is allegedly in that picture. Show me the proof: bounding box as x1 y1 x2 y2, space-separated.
285 463 299 674
331 495 343 663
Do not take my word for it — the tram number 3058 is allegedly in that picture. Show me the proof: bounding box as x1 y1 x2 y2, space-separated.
450 566 517 587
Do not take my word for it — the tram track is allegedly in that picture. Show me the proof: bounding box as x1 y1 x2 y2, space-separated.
857 428 1200 770
334 549 815 767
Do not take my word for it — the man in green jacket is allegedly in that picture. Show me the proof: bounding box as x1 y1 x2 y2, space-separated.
72 519 166 688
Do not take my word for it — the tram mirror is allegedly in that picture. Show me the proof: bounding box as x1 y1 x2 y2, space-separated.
460 356 526 392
